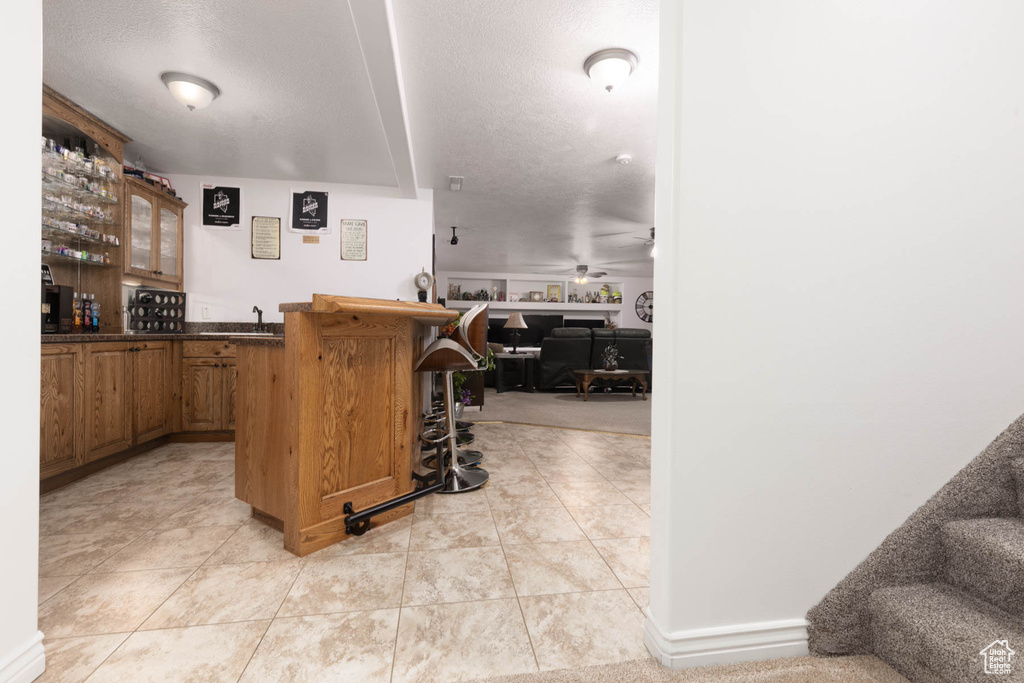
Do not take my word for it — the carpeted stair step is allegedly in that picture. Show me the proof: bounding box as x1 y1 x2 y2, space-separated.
1012 458 1024 517
869 583 1024 683
942 518 1024 618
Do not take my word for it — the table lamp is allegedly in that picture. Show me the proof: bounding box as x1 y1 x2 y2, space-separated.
504 312 528 354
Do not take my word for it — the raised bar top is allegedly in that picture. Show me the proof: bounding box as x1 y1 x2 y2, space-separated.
280 294 458 325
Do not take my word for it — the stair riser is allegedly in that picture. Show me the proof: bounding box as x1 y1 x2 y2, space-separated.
942 529 1024 618
1012 458 1024 517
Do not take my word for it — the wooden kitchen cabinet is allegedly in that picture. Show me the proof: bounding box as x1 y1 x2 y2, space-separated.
133 341 173 443
124 177 185 288
40 345 84 478
83 342 134 462
182 358 222 431
182 355 237 432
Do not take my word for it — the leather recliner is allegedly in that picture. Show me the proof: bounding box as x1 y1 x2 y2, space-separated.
537 328 592 390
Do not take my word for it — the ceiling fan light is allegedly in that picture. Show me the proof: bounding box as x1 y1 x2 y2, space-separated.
584 49 638 92
161 71 220 111
650 244 657 258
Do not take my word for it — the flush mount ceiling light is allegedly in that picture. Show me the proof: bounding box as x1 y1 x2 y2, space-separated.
584 48 638 92
160 72 220 111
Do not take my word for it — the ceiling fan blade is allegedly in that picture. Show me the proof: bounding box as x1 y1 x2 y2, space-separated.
589 271 608 278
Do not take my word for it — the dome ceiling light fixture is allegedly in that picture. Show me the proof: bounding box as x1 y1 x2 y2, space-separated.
584 48 639 92
160 72 221 111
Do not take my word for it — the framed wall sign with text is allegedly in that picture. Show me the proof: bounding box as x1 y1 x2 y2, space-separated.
289 190 330 234
201 184 242 229
251 216 281 260
340 219 367 261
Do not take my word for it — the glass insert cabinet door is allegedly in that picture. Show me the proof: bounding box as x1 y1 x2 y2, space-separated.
130 193 154 272
159 206 179 280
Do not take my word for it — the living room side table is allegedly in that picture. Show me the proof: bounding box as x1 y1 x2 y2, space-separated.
573 369 650 401
495 353 536 393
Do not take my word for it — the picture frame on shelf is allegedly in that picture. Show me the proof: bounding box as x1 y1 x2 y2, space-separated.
529 291 544 302
509 293 521 303
546 284 561 302
448 283 461 300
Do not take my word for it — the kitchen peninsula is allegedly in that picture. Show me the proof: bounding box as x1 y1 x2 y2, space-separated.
235 294 457 556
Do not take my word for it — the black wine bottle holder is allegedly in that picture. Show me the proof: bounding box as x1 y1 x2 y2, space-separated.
127 288 186 333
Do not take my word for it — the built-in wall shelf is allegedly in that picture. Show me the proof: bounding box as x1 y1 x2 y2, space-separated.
447 299 620 313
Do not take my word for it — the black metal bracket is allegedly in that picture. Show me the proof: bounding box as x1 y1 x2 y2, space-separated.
343 502 372 536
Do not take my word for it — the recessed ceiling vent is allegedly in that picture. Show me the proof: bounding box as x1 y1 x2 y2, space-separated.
448 176 464 192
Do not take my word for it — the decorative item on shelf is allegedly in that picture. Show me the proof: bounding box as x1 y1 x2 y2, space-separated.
547 284 561 302
604 312 617 330
504 312 528 354
601 344 624 371
497 291 506 302
462 291 473 300
529 291 544 302
612 290 623 304
492 286 498 301
599 284 611 303
509 293 521 303
448 283 462 300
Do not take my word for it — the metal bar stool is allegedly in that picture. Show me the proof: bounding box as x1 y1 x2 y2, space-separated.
413 304 490 493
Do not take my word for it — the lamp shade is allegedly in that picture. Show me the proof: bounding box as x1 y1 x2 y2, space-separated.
161 72 220 111
504 312 528 329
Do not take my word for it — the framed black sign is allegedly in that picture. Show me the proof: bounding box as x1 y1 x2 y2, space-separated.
290 190 330 234
201 184 242 228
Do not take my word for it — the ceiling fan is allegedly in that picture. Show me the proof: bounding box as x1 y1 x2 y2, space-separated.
619 227 655 257
570 264 606 284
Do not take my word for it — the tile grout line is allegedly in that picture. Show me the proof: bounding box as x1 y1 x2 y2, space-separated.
390 522 414 683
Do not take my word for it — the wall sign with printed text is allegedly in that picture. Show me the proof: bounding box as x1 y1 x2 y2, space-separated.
340 219 367 261
201 184 242 229
290 190 329 234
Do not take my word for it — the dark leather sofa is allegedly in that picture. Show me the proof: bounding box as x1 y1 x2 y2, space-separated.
538 327 652 390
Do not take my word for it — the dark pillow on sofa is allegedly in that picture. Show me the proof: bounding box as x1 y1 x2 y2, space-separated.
615 328 651 339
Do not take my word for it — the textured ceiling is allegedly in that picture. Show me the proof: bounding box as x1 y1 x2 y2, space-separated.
42 0 398 185
393 0 658 276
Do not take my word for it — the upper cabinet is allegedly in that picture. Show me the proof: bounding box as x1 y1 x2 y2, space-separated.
124 177 185 288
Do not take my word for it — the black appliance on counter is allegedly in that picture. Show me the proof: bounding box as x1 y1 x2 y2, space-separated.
126 288 186 333
41 284 73 334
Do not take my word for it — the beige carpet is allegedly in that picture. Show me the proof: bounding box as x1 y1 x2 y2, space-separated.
480 655 909 683
473 387 652 435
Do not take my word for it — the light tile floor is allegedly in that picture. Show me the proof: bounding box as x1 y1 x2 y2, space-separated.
37 423 652 682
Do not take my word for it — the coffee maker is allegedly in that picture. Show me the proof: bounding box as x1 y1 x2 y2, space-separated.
42 284 73 334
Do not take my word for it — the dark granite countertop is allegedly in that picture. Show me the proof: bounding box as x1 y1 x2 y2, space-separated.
230 335 285 347
42 333 288 344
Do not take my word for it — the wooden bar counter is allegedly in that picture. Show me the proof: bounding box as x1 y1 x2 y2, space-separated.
235 294 457 556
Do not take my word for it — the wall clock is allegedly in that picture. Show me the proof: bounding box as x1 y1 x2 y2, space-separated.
635 291 653 323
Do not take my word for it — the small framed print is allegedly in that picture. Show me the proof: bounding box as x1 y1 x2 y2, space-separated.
529 291 544 302
340 219 367 261
546 284 561 302
290 190 330 234
251 216 281 260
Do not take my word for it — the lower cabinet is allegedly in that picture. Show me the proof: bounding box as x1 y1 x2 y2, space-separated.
40 339 180 479
40 345 84 477
83 343 134 463
134 342 174 443
182 356 237 432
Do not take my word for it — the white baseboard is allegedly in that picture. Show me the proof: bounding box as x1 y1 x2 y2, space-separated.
644 611 809 669
0 632 45 683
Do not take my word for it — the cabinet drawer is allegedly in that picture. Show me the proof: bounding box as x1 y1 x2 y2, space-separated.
183 340 236 358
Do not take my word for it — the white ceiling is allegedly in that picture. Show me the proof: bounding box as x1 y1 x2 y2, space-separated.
43 0 658 277
42 0 398 186
393 0 658 276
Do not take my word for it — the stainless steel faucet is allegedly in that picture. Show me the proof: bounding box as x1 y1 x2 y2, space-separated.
252 305 266 333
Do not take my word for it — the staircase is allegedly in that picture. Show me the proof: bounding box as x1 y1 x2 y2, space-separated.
865 459 1024 682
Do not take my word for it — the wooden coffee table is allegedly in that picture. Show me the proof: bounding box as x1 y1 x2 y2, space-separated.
573 369 649 401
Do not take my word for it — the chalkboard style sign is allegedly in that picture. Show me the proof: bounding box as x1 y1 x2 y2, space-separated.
290 190 330 234
201 184 242 228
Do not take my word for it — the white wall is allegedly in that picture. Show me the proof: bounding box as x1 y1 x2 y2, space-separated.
437 270 654 331
0 2 45 682
163 174 434 322
648 0 1024 668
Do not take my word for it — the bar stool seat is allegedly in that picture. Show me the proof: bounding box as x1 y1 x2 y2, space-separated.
414 319 489 494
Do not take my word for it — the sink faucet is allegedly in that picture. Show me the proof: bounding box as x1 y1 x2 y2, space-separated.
252 305 266 333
